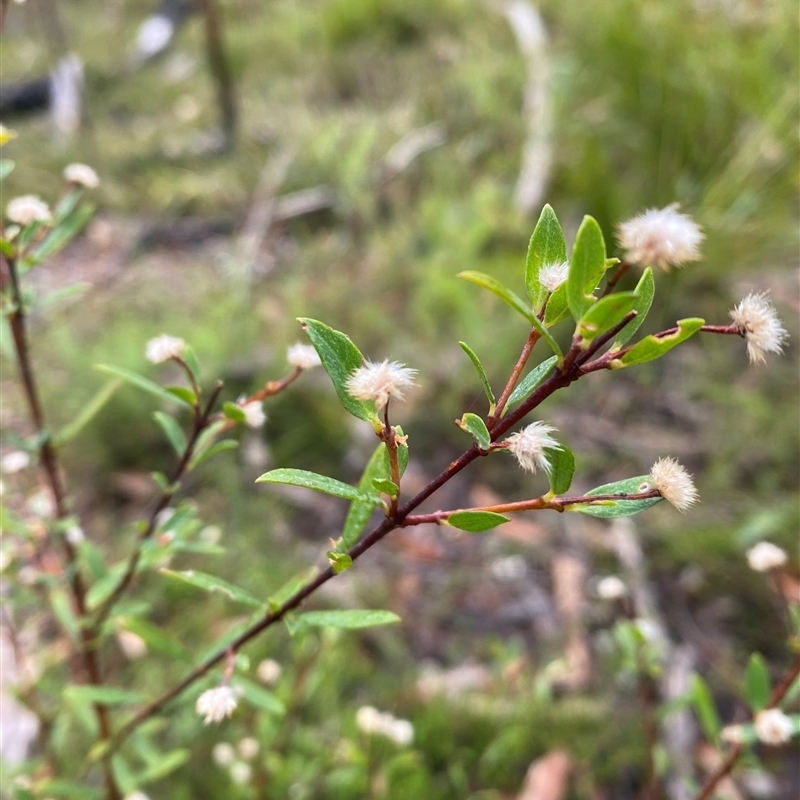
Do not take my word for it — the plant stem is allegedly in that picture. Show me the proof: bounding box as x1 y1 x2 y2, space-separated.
489 327 541 424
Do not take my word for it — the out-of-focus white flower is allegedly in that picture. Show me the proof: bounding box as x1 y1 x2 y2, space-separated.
538 261 570 293
754 708 793 746
256 658 282 685
597 576 627 600
504 421 560 474
287 343 321 370
720 724 746 745
230 761 252 785
196 686 240 725
746 541 788 572
123 793 150 800
63 163 100 188
145 334 185 364
17 566 38 585
241 400 266 429
617 204 703 270
1 450 30 474
649 457 698 512
237 737 259 760
28 488 55 518
65 525 85 545
355 706 414 746
346 360 417 410
7 195 52 226
116 629 147 660
490 555 527 582
212 742 235 766
729 293 789 365
200 525 222 544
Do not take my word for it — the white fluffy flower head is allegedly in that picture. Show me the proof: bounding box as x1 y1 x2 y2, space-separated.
230 761 252 785
145 334 185 364
346 360 417 410
754 708 793 746
538 261 570 293
729 292 789 365
240 400 266 429
617 204 703 270
597 576 627 600
195 685 240 725
504 421 560 474
1 450 30 474
746 541 787 572
212 742 235 766
257 658 282 685
287 342 321 370
237 737 259 759
63 163 100 189
7 195 53 226
649 457 698 512
355 706 414 746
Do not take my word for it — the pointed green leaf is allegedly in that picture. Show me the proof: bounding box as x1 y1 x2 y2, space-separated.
136 749 191 786
234 676 286 716
95 364 192 407
153 412 187 456
615 267 655 347
298 609 401 629
507 356 557 408
257 468 384 507
191 439 238 469
342 446 389 547
690 674 722 743
567 216 607 320
166 386 198 406
117 617 191 662
53 379 122 445
576 290 639 345
181 345 201 380
544 282 570 327
446 510 510 532
23 202 94 268
38 281 92 309
372 478 398 497
299 318 378 424
222 401 246 422
36 780 103 800
457 412 491 451
328 551 353 573
744 653 771 711
572 475 661 518
616 318 705 367
458 271 563 358
526 204 568 311
459 341 496 412
160 569 263 608
186 420 227 470
64 685 144 706
85 562 127 611
267 567 320 612
547 446 574 495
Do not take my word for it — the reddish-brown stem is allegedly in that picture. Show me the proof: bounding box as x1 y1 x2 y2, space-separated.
600 260 630 297
380 403 401 515
489 327 541 424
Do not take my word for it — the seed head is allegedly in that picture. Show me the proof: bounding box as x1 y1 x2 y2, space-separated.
6 195 53 226
145 334 185 364
287 342 321 370
649 457 698 512
63 163 100 189
754 708 793 746
346 360 417 410
746 541 787 572
729 292 789 365
538 261 570 293
240 400 266 429
617 204 703 270
504 421 560 474
195 685 240 725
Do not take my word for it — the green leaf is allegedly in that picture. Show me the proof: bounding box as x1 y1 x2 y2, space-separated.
615 267 655 347
0 159 15 181
36 780 103 800
384 424 409 478
457 412 491 451
160 569 263 608
372 478 398 497
547 446 574 495
572 475 661 518
117 616 191 662
507 356 557 408
299 609 401 629
190 438 238 470
567 216 607 320
298 318 378 425
64 685 144 706
222 401 246 422
690 674 722 743
543 282 570 327
85 563 127 611
446 510 510 532
256 468 384 506
50 588 81 643
744 653 771 711
153 412 187 456
53 379 122 445
267 567 320 612
576 290 639 345
458 271 563 358
234 676 286 716
38 281 92 309
186 419 226 469
458 341 496 413
13 788 36 800
342 445 389 547
23 202 94 267
328 551 353 573
166 386 198 406
526 204 568 311
136 749 191 786
181 345 201 380
616 318 705 367
0 237 15 258
95 364 192 407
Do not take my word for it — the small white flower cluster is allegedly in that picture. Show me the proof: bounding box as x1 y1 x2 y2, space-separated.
729 292 789 365
145 334 185 364
346 360 417 411
753 708 794 746
63 163 100 189
538 261 570 293
195 685 240 725
616 204 704 270
597 576 627 600
116 628 147 660
649 457 698 512
287 342 321 370
213 738 259 785
6 195 53 226
503 421 560 474
256 658 282 685
1 450 30 474
355 705 414 746
746 541 787 572
239 400 266 429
